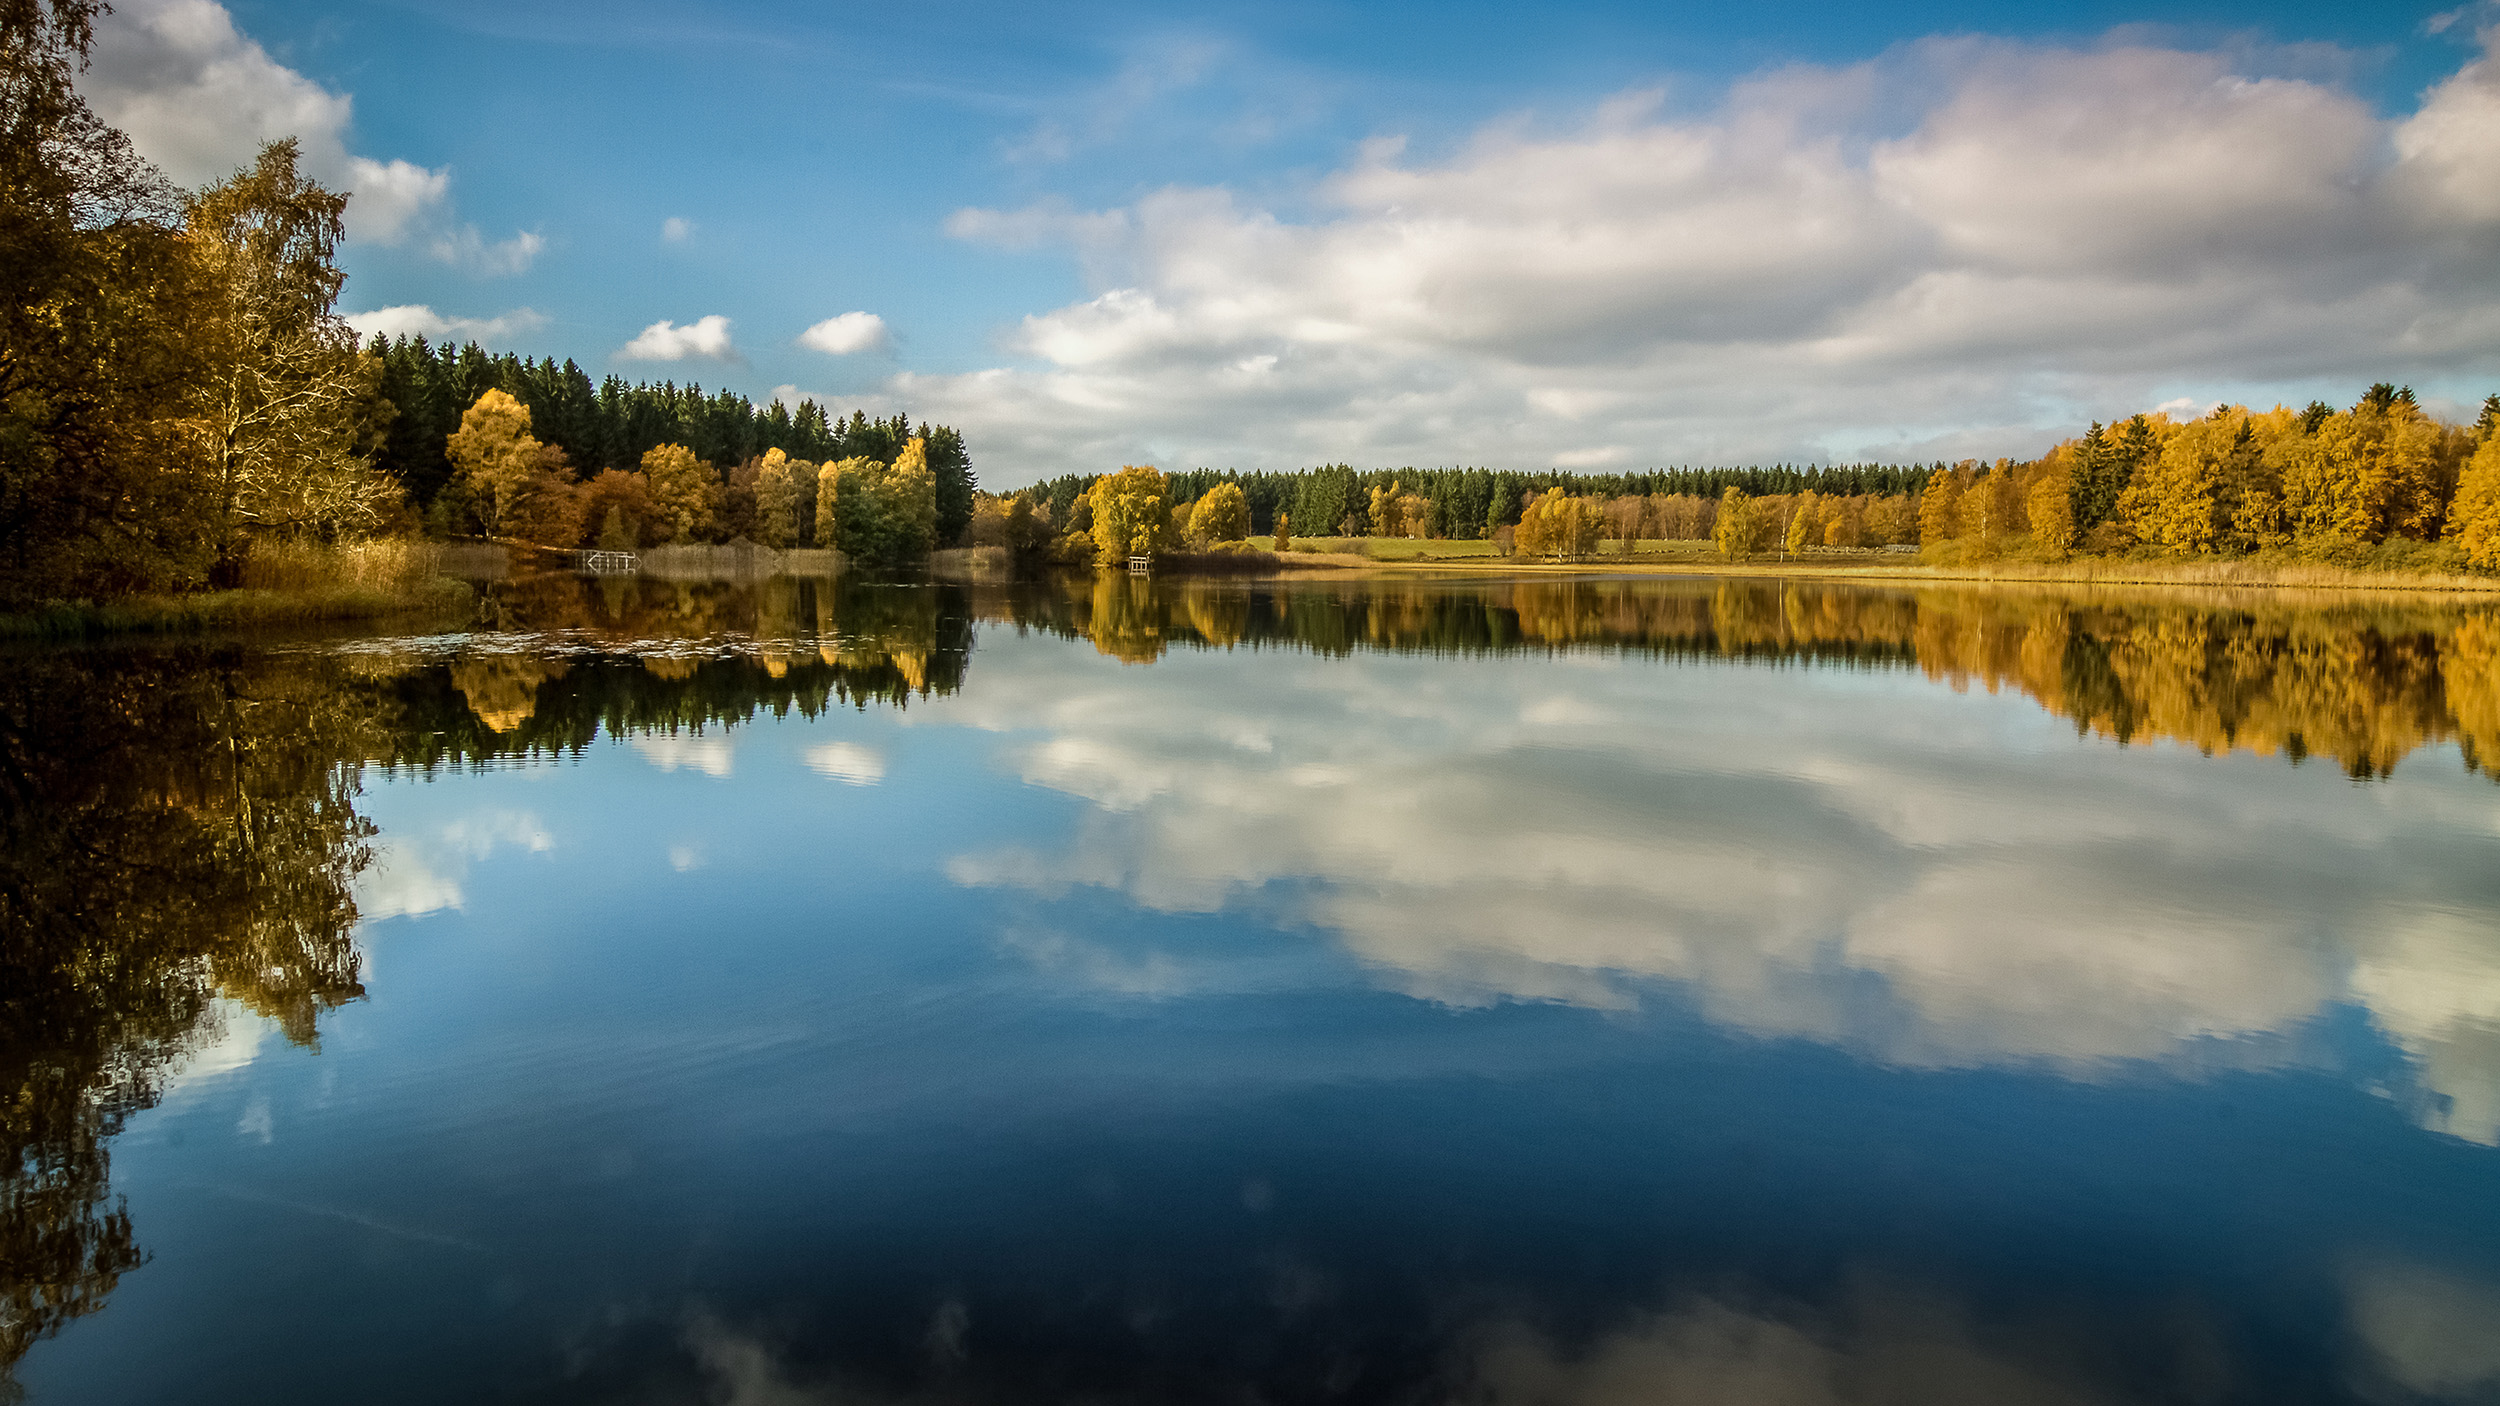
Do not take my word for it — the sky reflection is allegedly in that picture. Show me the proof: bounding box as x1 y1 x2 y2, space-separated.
12 577 2500 1403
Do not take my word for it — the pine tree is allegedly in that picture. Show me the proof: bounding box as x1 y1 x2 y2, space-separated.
921 424 975 546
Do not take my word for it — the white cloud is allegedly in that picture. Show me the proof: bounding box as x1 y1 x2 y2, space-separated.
429 226 545 276
911 32 2500 483
353 840 466 921
160 1000 271 1102
341 157 449 244
662 216 694 244
344 304 547 345
80 0 454 244
805 741 887 785
619 315 740 363
798 312 891 356
632 732 736 776
354 808 555 923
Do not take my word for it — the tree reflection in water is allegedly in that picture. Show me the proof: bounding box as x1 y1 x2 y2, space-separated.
5 569 2499 1380
0 650 374 1367
980 573 2500 783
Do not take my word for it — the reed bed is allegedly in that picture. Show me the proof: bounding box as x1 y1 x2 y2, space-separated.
3 536 470 639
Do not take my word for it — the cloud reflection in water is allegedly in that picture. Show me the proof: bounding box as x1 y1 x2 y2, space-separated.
938 630 2500 1142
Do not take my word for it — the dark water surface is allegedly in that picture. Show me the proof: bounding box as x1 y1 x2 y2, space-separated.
8 573 2500 1403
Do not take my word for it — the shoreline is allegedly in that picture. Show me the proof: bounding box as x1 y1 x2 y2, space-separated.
1238 552 2500 596
0 578 474 641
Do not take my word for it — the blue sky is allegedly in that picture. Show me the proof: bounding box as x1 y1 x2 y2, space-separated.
80 0 2500 483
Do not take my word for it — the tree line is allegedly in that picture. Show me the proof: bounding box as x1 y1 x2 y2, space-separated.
369 337 974 553
1018 463 1938 544
0 1 977 599
996 387 2500 571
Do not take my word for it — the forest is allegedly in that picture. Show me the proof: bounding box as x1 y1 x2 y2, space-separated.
0 1 973 601
10 0 2500 605
1014 387 2500 574
366 338 974 556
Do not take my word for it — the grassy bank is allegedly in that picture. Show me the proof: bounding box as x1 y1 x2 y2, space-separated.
1 539 474 640
1245 535 2500 594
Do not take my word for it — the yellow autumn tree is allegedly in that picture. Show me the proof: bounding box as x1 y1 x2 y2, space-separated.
1918 469 1961 545
1784 490 1820 555
818 440 936 563
750 447 798 548
2283 396 2449 543
1711 486 1756 558
2453 434 2500 570
185 139 383 561
1517 488 1602 557
1368 480 1403 538
1088 465 1171 563
443 389 541 538
2123 411 2254 555
1960 462 2024 546
1187 481 1250 544
2027 463 2075 554
641 443 717 543
1823 496 1865 548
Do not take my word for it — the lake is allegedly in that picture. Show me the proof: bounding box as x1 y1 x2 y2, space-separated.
7 572 2500 1403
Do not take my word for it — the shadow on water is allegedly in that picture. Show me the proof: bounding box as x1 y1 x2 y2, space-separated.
5 570 2500 1399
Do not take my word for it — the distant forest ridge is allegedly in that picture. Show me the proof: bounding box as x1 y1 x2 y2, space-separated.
375 336 1952 529
366 336 959 510
372 341 2500 560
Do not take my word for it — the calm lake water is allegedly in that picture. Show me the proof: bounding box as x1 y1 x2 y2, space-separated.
8 572 2500 1403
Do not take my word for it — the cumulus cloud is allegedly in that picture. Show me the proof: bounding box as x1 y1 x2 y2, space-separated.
79 0 538 261
662 216 694 244
344 304 547 345
907 33 2500 483
620 315 740 363
798 312 891 356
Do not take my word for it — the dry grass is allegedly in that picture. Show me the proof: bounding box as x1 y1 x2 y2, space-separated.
238 536 445 592
4 535 469 639
1381 539 2500 595
1 580 470 639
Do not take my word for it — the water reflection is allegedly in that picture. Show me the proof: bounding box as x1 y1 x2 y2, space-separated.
974 574 2500 783
4 571 2499 1400
938 578 2500 1145
432 571 2500 783
0 650 375 1364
